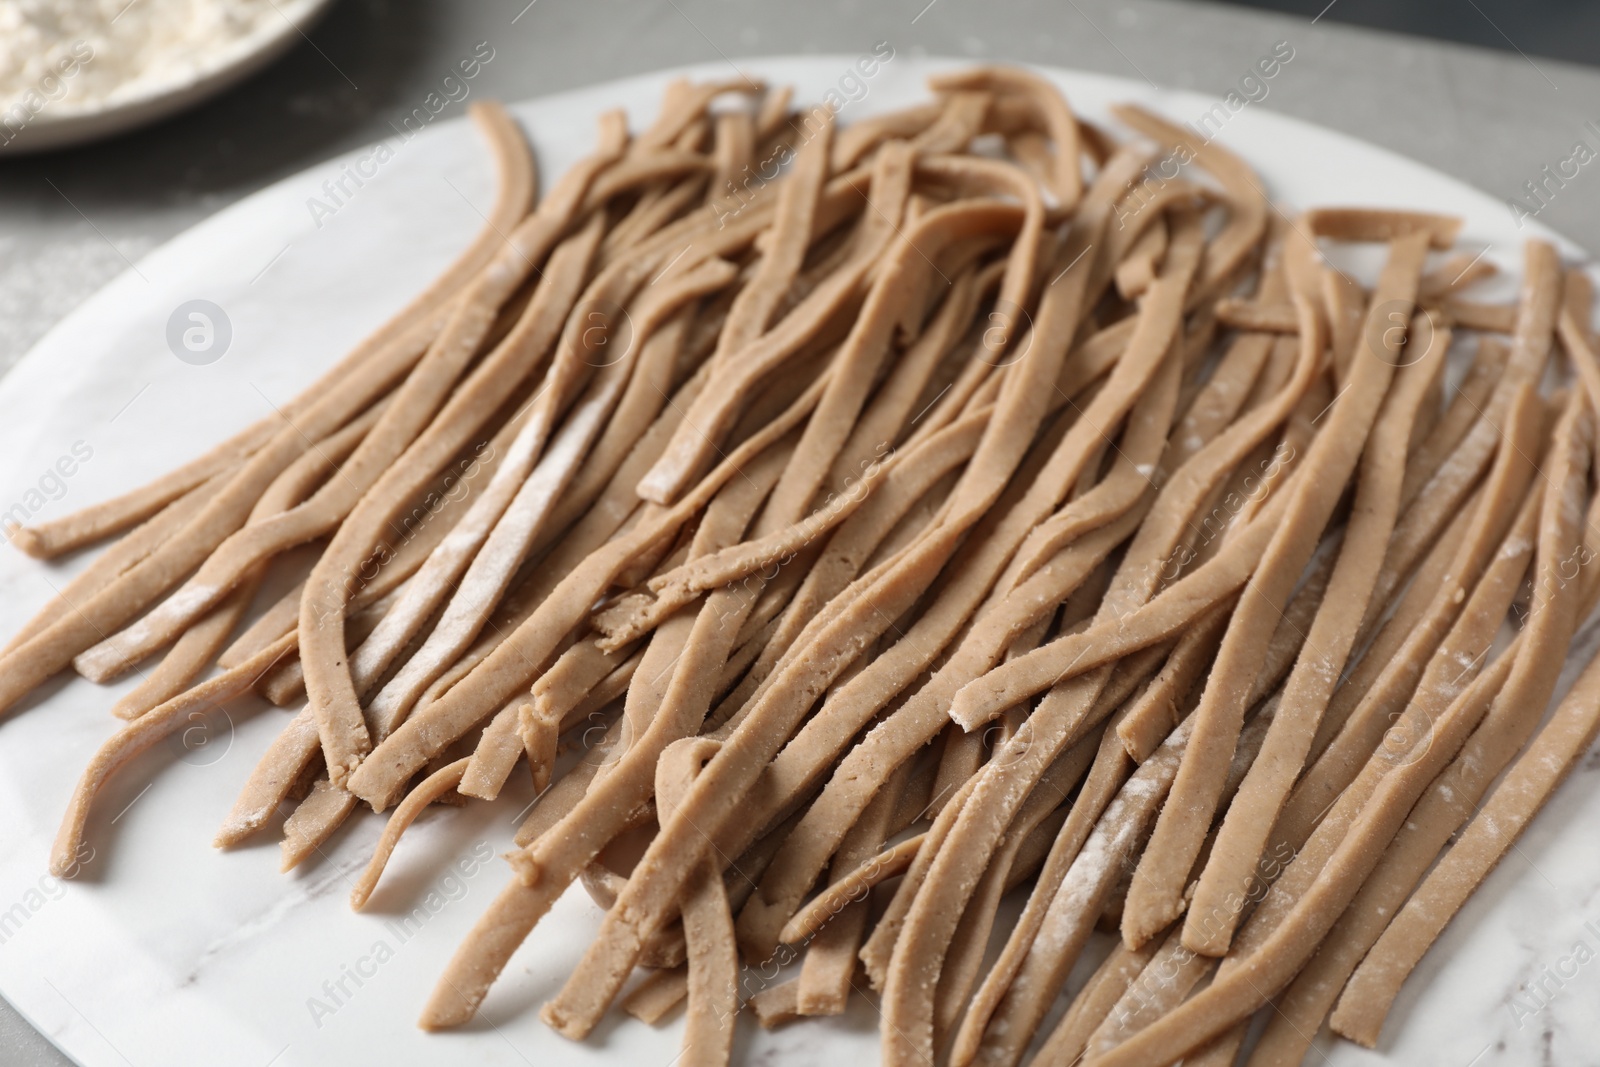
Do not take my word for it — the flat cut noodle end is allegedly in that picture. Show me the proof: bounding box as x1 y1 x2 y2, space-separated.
749 979 802 1029
73 640 146 684
1328 1009 1384 1048
622 966 689 1024
213 814 269 850
280 781 357 872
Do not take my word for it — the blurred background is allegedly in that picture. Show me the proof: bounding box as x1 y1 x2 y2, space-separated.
1216 0 1599 67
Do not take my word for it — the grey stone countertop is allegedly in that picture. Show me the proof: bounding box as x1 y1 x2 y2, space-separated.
2 0 1597 1062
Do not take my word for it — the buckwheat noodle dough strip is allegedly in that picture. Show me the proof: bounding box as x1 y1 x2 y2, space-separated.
213 705 319 847
1439 296 1517 333
1115 215 1167 300
258 573 426 708
68 121 621 686
857 770 985 990
709 108 833 369
606 406 991 645
360 256 738 734
1558 271 1600 414
50 633 297 875
529 636 637 727
407 442 797 1023
622 964 689 1025
930 67 1083 207
907 90 992 159
795 760 911 1017
108 393 392 720
1185 310 1447 955
1122 232 1429 951
636 137 909 504
931 734 1098 1038
217 367 711 847
711 108 753 200
1215 299 1299 334
831 101 942 171
735 217 1200 962
1304 484 1476 761
347 756 470 910
291 114 654 785
1252 400 1593 1065
780 831 924 951
1135 474 1556 1064
1083 925 1212 1060
2 475 218 659
1281 382 1545 849
892 432 1324 1066
512 713 625 849
1356 372 1530 629
1034 938 1161 1067
348 368 833 812
531 160 1134 1027
1109 105 1267 304
1321 265 1369 389
1086 512 1580 1067
457 693 539 801
965 712 1204 1067
1114 602 1229 763
337 217 610 697
1419 249 1497 298
10 102 536 561
0 304 450 717
1398 336 1509 506
1332 603 1600 1044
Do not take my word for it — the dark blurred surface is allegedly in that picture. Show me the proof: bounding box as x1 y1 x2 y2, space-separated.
1207 0 1600 68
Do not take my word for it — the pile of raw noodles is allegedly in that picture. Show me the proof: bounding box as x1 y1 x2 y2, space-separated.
8 68 1600 1067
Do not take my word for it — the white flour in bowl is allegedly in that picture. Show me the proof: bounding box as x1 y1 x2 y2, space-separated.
0 0 294 115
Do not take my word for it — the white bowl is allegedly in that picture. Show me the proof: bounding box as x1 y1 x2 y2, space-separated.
0 0 338 155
